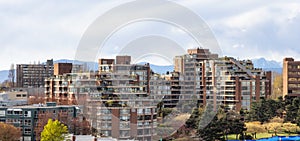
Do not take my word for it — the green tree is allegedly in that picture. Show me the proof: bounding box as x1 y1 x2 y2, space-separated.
285 97 300 122
185 107 204 129
225 111 246 140
296 108 300 127
249 99 281 123
197 106 246 141
41 119 69 141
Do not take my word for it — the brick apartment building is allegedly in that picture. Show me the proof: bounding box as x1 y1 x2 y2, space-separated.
44 56 157 140
16 60 54 88
44 63 75 105
85 56 156 140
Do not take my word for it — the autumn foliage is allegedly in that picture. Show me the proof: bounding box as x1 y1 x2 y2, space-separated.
0 122 21 141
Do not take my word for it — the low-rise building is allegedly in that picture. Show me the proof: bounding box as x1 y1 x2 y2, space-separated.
0 88 28 106
0 102 79 141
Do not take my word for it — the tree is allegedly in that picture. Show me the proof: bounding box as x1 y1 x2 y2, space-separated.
296 108 300 127
281 122 300 135
264 122 282 136
225 111 246 140
271 73 282 99
285 97 300 122
0 122 21 141
197 115 225 141
41 119 69 141
69 117 91 135
245 121 266 138
197 107 246 141
28 96 45 104
248 99 281 123
185 107 204 129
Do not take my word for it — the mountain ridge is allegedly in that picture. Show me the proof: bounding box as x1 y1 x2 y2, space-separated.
0 58 283 83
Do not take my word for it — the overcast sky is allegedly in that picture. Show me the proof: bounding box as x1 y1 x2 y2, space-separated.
0 0 300 70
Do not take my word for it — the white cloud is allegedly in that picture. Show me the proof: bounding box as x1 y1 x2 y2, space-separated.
0 0 300 70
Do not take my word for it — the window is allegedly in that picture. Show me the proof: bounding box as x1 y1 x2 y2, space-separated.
145 108 151 114
24 111 31 117
101 109 110 114
0 110 5 116
7 110 13 115
120 130 129 137
137 109 143 114
120 109 130 114
137 122 143 127
24 119 31 126
120 116 129 121
120 122 129 129
101 115 111 121
138 129 143 135
24 128 31 134
101 130 111 136
101 123 111 129
16 94 21 97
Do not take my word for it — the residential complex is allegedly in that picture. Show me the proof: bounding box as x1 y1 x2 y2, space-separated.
283 57 300 97
171 48 272 110
0 102 79 141
16 59 54 88
2 48 277 140
45 74 76 105
85 56 157 141
203 57 271 110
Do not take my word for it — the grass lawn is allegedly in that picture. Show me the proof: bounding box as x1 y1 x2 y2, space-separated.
227 133 299 140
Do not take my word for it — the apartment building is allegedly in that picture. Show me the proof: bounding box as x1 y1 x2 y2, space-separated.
54 63 72 76
16 60 54 88
84 56 157 141
172 48 271 111
173 48 218 109
204 57 271 110
283 57 300 97
0 102 79 141
45 74 76 105
44 63 76 105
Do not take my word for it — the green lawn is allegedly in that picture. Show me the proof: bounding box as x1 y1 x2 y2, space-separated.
227 133 298 140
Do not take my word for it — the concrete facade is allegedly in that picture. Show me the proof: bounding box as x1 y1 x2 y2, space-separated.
283 57 300 97
16 59 54 88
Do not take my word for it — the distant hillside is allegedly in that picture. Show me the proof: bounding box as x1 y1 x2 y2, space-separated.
137 62 174 74
54 59 98 71
0 58 283 83
251 58 282 73
56 59 174 74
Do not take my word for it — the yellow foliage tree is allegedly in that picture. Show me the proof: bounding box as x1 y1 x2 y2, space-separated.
245 121 266 138
281 122 300 135
264 122 282 136
272 74 283 99
41 119 68 141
